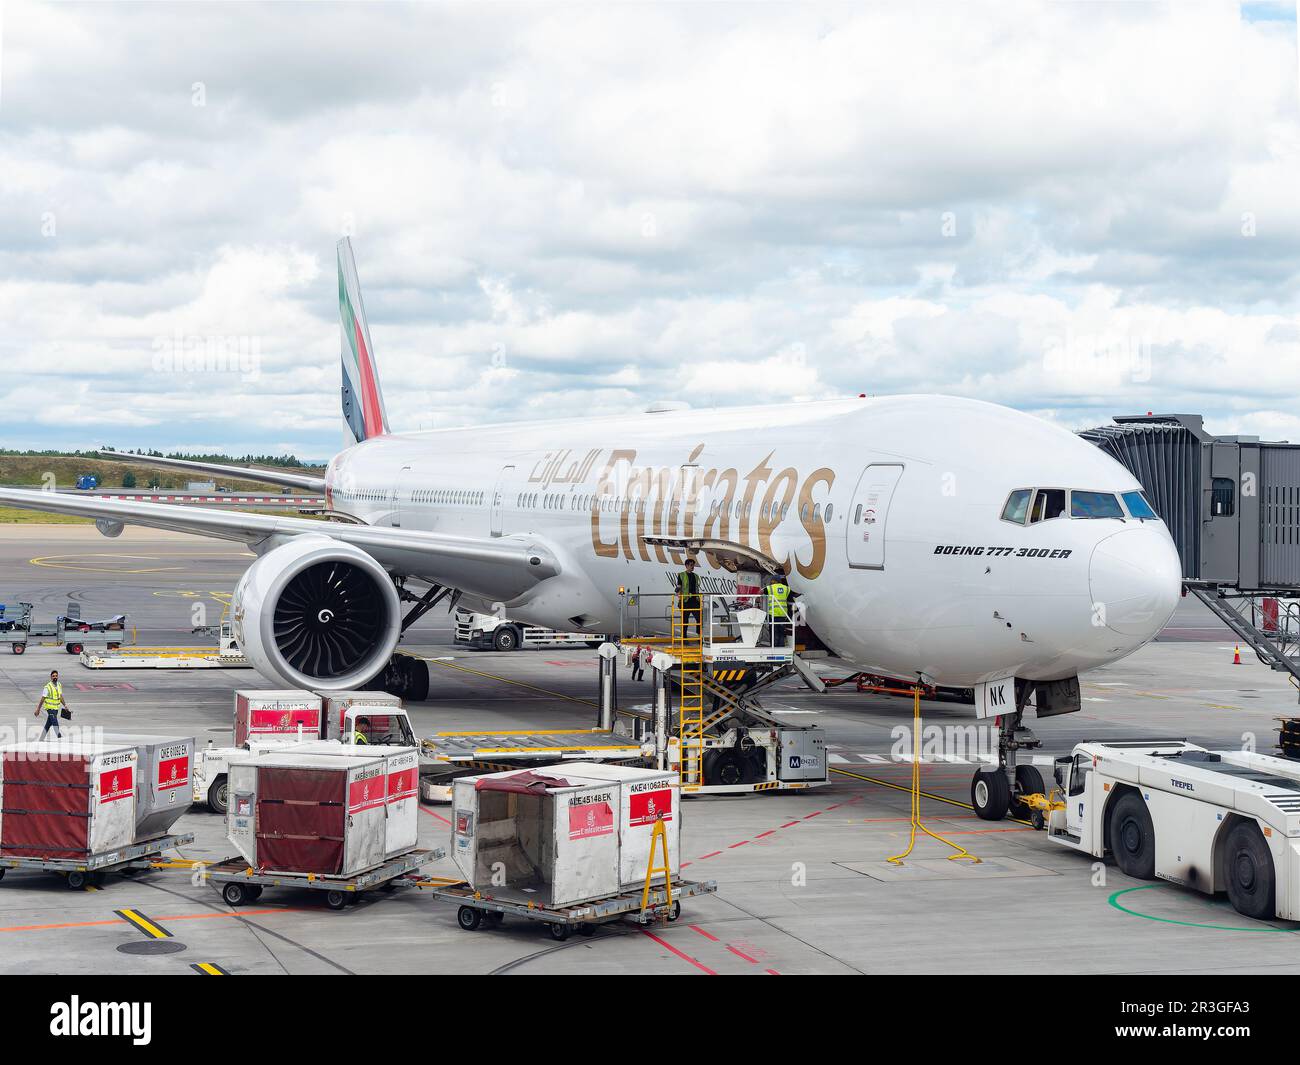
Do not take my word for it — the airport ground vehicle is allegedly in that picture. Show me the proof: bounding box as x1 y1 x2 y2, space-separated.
1043 738 1300 920
194 692 419 814
0 602 127 656
0 833 193 890
74 475 98 490
428 878 715 940
454 608 605 651
204 848 442 910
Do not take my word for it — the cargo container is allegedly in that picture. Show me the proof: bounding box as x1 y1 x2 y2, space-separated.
101 733 195 841
553 762 678 887
279 741 419 858
227 751 387 878
0 742 138 861
234 689 323 747
451 769 622 908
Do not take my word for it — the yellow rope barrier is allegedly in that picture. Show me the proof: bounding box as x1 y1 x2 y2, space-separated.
887 687 981 866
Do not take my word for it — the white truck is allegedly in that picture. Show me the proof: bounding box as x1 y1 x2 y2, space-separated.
1044 738 1300 920
193 689 418 814
454 608 605 652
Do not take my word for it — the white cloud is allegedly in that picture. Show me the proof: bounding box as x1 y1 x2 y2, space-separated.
0 0 1297 456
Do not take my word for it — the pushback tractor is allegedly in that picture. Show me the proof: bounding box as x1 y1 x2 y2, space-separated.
1041 738 1300 920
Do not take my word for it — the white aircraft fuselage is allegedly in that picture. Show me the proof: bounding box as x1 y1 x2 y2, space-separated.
325 394 1182 688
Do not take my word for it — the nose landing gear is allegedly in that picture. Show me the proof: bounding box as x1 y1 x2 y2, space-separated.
971 709 1043 821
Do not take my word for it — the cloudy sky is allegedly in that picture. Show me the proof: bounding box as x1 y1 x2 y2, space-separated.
1 1 1298 459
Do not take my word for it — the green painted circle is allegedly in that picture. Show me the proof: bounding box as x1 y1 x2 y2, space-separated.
1107 884 1290 933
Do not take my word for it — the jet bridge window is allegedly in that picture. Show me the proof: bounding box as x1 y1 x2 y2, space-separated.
1212 477 1235 517
1029 489 1067 523
1000 489 1031 525
1070 491 1124 519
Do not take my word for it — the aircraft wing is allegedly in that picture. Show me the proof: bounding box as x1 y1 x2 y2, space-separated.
97 449 326 492
0 487 558 602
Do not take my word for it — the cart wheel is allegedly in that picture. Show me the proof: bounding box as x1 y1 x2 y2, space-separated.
457 905 483 931
547 923 571 942
0 867 7 882
66 871 88 890
325 890 348 911
11 643 24 655
246 885 264 902
67 643 83 655
222 882 248 907
667 900 682 922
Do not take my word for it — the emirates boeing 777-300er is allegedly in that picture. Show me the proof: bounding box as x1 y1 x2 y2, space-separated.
0 238 1182 818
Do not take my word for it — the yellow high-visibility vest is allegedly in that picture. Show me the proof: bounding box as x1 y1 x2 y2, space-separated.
767 583 790 619
41 681 63 712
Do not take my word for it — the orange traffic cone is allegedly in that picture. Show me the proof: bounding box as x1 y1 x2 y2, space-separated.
1233 645 1242 665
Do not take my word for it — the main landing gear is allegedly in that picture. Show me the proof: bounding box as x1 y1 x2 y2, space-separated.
379 579 454 702
970 709 1044 821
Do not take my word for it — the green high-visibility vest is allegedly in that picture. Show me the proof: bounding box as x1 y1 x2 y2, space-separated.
677 570 700 607
767 582 790 619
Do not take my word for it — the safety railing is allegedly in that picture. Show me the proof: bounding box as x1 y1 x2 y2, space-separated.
617 590 796 650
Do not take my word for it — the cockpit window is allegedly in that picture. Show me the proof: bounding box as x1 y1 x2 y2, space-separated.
1029 489 1067 523
1001 489 1032 525
1122 491 1157 520
1070 491 1124 519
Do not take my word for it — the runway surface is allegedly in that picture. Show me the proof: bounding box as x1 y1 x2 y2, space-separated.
1 525 1296 976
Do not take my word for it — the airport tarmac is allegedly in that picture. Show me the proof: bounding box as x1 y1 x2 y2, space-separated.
1 526 1297 975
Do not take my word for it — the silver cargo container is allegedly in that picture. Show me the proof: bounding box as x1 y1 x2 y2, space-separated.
227 751 387 878
102 733 196 841
452 769 622 907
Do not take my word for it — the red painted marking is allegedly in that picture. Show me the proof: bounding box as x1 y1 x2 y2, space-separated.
754 830 776 839
727 944 758 964
727 840 749 849
765 969 781 976
641 930 716 975
803 811 823 819
690 925 718 941
696 850 722 860
680 861 691 869
780 821 801 828
420 807 451 825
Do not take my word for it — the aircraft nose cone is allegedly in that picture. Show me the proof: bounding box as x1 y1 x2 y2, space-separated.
1088 527 1181 638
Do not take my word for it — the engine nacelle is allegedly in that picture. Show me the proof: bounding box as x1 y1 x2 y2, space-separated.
233 536 401 691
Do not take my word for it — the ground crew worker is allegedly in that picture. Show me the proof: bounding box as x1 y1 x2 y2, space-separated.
630 645 646 681
34 669 69 740
764 569 793 646
677 557 703 637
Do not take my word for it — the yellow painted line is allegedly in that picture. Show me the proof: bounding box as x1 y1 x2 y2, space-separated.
433 728 613 737
830 767 1033 827
192 962 229 975
115 909 172 939
421 657 598 708
471 745 642 755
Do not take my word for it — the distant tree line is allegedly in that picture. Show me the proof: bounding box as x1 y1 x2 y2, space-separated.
0 447 323 469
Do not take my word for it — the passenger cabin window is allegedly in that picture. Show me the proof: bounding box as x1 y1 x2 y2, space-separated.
1070 491 1124 519
1001 489 1031 525
1029 489 1067 523
1122 491 1156 520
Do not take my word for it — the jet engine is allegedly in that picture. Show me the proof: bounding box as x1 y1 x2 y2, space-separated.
233 536 401 690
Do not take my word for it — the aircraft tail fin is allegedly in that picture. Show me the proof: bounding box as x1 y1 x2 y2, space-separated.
337 237 390 444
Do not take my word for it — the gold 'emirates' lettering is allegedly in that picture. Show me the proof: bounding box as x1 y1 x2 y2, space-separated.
588 446 835 580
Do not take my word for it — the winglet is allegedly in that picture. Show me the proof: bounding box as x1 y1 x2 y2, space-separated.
337 238 390 443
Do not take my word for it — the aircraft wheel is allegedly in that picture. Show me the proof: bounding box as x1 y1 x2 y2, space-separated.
1010 764 1045 819
971 768 1011 821
405 658 430 701
1225 822 1275 920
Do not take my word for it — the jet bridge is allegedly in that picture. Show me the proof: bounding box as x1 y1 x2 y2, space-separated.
1081 413 1300 697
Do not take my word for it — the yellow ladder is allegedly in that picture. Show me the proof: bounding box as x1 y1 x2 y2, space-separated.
672 599 706 791
640 815 675 915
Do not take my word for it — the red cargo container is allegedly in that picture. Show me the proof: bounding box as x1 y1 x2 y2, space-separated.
0 742 138 861
234 690 323 747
